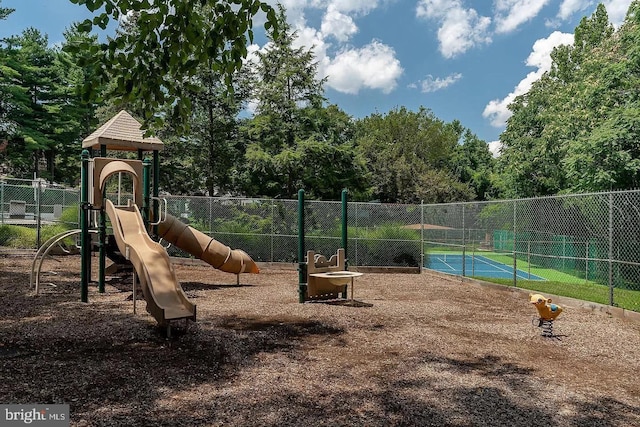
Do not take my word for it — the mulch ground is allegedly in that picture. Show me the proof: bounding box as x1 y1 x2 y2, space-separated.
1 252 639 426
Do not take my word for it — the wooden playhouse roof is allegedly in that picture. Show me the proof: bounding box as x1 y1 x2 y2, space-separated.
82 110 164 152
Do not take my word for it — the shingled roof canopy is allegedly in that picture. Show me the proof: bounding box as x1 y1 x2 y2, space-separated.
82 110 164 152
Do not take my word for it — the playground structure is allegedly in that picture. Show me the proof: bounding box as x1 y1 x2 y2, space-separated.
34 111 259 330
306 248 363 300
529 292 563 337
298 188 364 302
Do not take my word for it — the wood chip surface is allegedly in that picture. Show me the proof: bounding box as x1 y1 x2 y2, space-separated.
1 253 639 426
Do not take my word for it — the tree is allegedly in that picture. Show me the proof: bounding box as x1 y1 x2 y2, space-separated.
564 108 640 191
355 106 471 203
498 4 617 197
251 5 325 150
0 2 16 139
0 29 60 179
561 2 640 191
179 62 254 196
241 6 370 200
0 0 13 21
450 129 497 200
51 26 104 184
68 0 278 134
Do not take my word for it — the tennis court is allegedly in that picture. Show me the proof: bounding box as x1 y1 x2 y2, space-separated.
426 254 545 280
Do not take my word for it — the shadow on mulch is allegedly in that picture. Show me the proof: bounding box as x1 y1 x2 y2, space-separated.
180 281 256 291
307 298 373 307
0 309 347 426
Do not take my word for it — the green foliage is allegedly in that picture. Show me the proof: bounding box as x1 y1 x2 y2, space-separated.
0 224 35 248
0 1 14 21
0 23 99 184
0 221 77 248
352 224 421 267
212 212 272 235
67 0 279 135
499 2 640 196
350 224 419 241
58 205 80 228
564 107 640 191
450 129 498 200
240 8 370 200
41 224 75 244
355 107 474 203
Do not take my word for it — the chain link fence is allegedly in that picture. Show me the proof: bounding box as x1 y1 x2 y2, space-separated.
422 192 640 311
0 179 79 249
1 180 639 311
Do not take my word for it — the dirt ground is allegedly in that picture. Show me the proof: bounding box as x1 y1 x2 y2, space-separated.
1 252 639 427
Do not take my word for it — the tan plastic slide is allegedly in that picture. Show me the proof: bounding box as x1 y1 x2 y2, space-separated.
105 199 196 326
157 214 259 274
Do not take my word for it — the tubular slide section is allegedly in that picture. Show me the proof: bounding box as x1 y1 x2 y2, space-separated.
157 214 259 274
105 199 196 326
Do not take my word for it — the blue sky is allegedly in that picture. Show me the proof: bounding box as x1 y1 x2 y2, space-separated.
0 0 635 154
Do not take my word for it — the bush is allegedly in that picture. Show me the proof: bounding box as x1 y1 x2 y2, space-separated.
0 225 36 248
57 205 80 228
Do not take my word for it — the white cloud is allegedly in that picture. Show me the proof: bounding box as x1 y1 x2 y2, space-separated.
416 0 492 58
488 140 503 157
255 1 404 96
551 1 632 26
603 0 634 26
494 0 552 34
482 31 573 128
417 73 463 93
321 7 358 42
328 0 381 14
557 0 594 20
261 2 404 96
324 41 403 94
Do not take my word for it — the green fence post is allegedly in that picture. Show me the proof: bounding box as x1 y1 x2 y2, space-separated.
608 193 614 306
342 188 348 270
35 179 42 249
513 201 517 287
461 204 465 277
80 149 90 303
298 189 307 303
0 179 4 224
341 189 348 298
420 200 424 273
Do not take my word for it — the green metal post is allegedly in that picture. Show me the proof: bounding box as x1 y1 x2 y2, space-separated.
341 189 348 270
98 145 106 293
298 189 307 303
80 150 90 302
0 179 4 224
98 209 106 293
341 189 348 298
35 179 41 249
153 150 159 236
143 158 151 228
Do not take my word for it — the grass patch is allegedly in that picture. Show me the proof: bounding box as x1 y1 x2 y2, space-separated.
481 278 640 312
425 249 640 312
